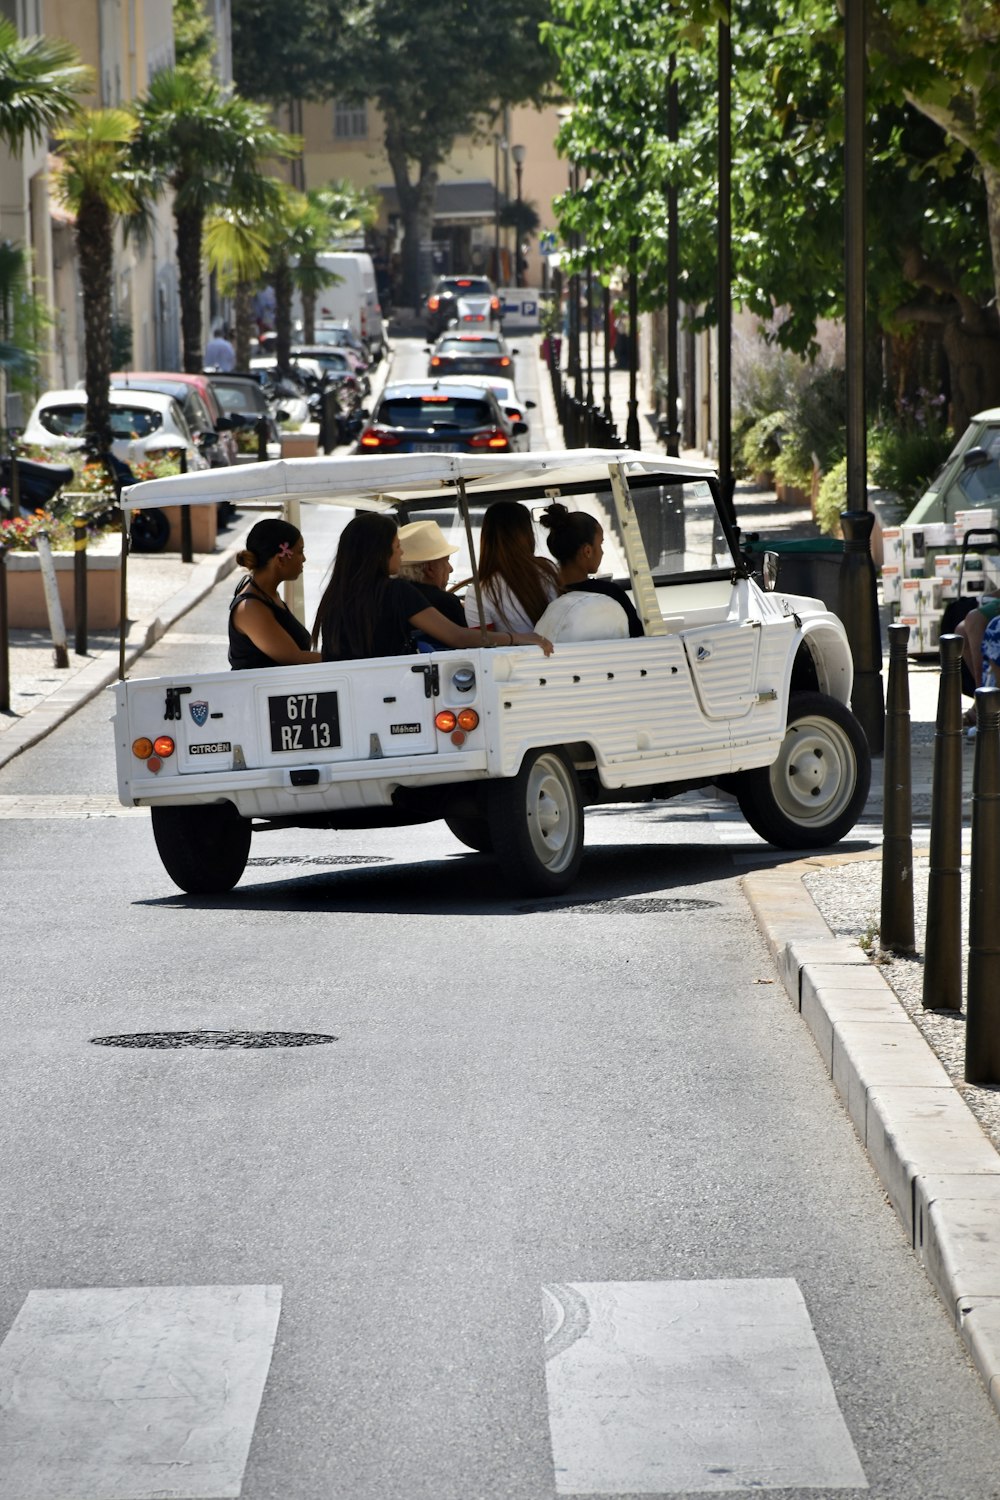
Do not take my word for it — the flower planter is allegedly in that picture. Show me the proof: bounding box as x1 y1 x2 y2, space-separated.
161 503 217 554
280 426 320 459
2 534 122 629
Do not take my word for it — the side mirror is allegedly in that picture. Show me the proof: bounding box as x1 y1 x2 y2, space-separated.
360 408 371 420
199 430 219 447
963 446 991 470
526 399 537 409
762 551 780 591
511 347 521 355
215 415 233 431
512 421 529 436
276 408 290 422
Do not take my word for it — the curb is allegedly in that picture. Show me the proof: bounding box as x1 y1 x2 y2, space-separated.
743 858 1000 1415
0 539 242 771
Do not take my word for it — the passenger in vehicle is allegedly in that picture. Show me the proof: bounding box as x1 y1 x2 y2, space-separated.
464 499 559 635
954 587 1000 722
313 512 553 659
540 501 644 637
229 518 322 670
397 519 467 649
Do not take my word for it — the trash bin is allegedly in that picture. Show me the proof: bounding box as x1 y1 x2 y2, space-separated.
743 535 845 615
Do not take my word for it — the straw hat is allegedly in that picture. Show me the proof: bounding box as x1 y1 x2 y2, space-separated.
398 519 459 565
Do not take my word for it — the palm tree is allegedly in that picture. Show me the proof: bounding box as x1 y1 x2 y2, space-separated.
296 182 379 344
204 207 272 369
132 70 297 373
0 19 91 153
51 109 142 456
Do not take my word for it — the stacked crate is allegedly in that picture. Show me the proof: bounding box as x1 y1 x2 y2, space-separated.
881 507 1000 652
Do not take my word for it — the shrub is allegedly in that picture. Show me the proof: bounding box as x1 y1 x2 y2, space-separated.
815 458 849 536
740 410 787 479
869 391 953 504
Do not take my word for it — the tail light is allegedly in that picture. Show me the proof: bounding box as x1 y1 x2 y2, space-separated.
428 295 440 311
359 426 401 449
435 708 480 734
457 709 479 731
468 428 509 450
429 356 442 368
153 736 176 757
132 737 154 760
499 356 511 367
435 710 457 732
490 296 500 312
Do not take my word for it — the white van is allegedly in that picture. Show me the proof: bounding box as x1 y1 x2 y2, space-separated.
291 251 386 357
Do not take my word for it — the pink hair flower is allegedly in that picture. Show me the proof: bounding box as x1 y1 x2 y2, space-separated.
277 541 294 558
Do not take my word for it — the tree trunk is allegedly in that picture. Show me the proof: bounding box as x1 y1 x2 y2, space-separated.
302 286 317 344
234 281 254 369
984 162 1000 326
386 124 438 311
176 200 205 374
273 257 293 371
75 192 114 456
942 316 1000 435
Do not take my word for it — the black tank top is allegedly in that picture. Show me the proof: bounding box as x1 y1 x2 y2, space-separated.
228 577 313 670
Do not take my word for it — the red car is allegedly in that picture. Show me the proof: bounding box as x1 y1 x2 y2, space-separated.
110 371 238 467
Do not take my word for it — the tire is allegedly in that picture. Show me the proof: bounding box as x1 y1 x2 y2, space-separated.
444 813 494 854
151 802 252 894
734 691 871 849
130 506 170 553
487 747 584 894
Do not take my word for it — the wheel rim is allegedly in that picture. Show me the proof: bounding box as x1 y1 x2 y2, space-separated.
525 754 579 873
769 714 858 828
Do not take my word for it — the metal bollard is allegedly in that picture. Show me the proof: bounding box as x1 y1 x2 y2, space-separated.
256 415 268 462
965 686 1000 1084
0 545 9 711
839 509 885 755
73 514 88 656
922 634 964 1008
880 621 915 953
178 449 192 563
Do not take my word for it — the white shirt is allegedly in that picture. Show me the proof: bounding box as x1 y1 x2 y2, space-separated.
464 573 557 635
205 336 235 372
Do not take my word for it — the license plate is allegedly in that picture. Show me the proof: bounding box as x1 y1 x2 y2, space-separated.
268 690 341 753
412 441 457 452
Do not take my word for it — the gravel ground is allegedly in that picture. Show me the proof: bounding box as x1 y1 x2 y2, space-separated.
804 851 1000 1154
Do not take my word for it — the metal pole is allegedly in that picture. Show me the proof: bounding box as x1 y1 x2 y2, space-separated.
626 234 640 449
570 166 583 401
923 633 964 1009
493 134 501 284
844 0 867 520
717 14 733 508
880 621 914 954
585 256 594 411
839 509 885 753
602 281 613 421
965 686 1000 1084
179 449 192 563
666 52 680 458
73 513 88 656
0 546 9 712
257 414 268 461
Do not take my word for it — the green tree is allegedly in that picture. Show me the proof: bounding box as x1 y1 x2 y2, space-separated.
0 18 91 152
547 0 999 429
204 207 272 369
52 108 144 456
172 0 217 85
294 182 379 343
132 68 297 372
233 0 559 306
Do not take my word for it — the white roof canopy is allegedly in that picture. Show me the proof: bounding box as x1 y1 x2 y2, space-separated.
120 448 718 512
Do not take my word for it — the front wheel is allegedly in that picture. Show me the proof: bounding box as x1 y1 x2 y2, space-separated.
733 691 871 849
487 747 584 894
151 802 252 894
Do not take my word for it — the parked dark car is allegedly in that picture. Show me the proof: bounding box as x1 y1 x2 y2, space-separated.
424 275 501 339
291 343 370 395
357 380 526 454
205 371 284 453
426 331 519 378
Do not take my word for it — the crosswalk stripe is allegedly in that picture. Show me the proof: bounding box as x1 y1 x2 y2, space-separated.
542 1279 867 1494
0 1284 281 1500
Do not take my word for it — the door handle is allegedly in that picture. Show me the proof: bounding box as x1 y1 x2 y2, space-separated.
696 643 712 662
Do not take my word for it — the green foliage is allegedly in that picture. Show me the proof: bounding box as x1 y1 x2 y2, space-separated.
740 411 787 480
869 390 953 503
172 0 216 84
232 0 343 104
814 458 848 537
0 19 91 152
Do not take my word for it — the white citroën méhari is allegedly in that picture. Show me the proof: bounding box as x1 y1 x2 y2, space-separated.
112 448 871 895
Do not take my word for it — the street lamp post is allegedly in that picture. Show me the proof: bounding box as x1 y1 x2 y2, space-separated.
493 132 506 286
512 144 526 287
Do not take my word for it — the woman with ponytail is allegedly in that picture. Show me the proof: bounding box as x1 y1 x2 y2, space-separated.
229 518 321 669
539 502 644 637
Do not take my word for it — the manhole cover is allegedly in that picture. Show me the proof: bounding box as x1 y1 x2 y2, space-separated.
91 1030 337 1049
247 855 389 867
518 897 720 915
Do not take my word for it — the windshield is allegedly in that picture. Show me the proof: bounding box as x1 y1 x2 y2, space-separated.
379 397 493 430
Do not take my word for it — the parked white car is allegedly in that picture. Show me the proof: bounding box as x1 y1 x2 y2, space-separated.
112 448 870 897
436 375 536 450
23 388 207 472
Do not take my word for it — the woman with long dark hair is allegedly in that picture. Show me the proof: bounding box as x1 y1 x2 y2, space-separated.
229 518 322 669
539 502 644 637
464 500 559 635
313 512 553 660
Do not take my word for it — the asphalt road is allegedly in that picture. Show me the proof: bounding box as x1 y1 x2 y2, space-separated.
1 349 999 1498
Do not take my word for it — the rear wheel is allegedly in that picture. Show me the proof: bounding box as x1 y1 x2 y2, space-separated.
130 507 170 553
151 802 252 894
487 747 584 894
734 691 871 849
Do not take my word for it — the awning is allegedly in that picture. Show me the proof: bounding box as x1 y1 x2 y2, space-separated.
379 180 508 224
